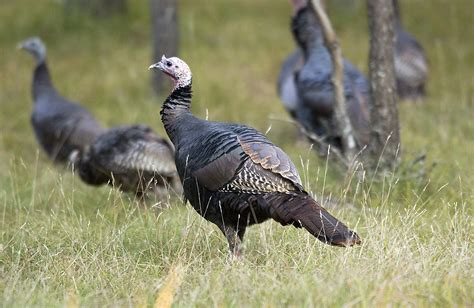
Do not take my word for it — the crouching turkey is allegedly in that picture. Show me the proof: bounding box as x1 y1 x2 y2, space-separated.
72 124 182 199
149 56 361 256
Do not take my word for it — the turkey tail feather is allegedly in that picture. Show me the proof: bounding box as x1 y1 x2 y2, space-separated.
268 193 361 247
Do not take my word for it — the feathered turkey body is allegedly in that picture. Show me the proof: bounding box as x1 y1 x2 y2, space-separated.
151 56 360 255
19 37 105 163
277 48 304 118
76 124 180 197
287 5 371 149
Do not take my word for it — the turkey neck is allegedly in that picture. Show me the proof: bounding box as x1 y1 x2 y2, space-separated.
293 8 331 72
301 32 332 76
161 83 194 144
33 61 56 101
305 42 331 73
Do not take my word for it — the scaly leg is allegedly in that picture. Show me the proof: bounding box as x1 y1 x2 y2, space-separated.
222 225 245 259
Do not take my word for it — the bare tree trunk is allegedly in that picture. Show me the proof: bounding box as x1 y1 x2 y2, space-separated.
65 0 126 16
309 0 357 163
150 0 178 95
367 0 400 172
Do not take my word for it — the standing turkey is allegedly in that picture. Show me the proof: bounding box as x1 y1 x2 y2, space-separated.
73 124 181 198
283 0 371 151
18 37 105 163
149 56 361 256
393 0 429 100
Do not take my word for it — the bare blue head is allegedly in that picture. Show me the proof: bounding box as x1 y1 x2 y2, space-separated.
18 37 47 64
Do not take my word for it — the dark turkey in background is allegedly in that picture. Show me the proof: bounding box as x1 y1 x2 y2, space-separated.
18 37 106 163
393 0 429 101
19 37 181 200
278 2 371 152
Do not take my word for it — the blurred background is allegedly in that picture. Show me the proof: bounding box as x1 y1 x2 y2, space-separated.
1 0 472 183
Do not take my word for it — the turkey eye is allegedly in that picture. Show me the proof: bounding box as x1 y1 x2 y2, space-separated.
166 61 172 67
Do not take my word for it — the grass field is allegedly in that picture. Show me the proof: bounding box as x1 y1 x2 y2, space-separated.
0 0 473 306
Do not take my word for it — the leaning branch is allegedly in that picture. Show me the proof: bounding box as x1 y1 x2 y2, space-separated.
309 0 357 163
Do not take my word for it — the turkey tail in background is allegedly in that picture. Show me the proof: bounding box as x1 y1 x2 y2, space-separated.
268 193 361 247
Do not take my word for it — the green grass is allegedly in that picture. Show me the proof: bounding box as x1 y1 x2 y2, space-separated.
0 0 473 306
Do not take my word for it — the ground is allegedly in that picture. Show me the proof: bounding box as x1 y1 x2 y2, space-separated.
0 0 472 306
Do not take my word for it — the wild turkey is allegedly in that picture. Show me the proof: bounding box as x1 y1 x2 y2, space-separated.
149 55 361 256
393 0 429 100
73 124 181 198
284 0 371 150
18 37 105 163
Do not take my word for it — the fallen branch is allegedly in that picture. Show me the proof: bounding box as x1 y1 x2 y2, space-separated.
268 115 349 167
299 125 349 167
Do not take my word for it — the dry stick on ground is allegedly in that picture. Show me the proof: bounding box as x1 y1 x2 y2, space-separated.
268 115 349 167
299 125 350 167
309 0 358 164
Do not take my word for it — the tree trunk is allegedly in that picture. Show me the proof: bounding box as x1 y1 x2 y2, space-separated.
366 0 400 172
64 0 126 16
150 0 179 95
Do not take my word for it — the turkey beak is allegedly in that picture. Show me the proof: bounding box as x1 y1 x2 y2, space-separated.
16 42 25 50
149 55 167 70
148 62 160 70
